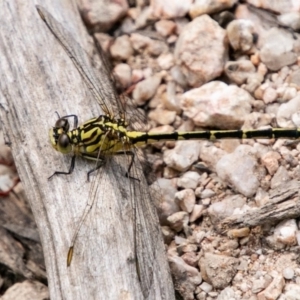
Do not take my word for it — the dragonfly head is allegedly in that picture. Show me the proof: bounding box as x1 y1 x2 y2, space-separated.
49 118 72 154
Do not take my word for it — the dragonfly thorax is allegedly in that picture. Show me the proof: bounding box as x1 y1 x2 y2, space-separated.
49 114 133 159
73 115 132 157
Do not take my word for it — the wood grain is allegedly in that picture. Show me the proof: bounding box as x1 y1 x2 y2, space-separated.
0 1 175 299
218 180 300 231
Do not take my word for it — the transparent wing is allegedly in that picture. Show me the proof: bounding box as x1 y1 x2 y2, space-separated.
37 5 170 297
76 149 165 297
36 5 121 118
92 36 149 131
108 151 168 298
37 5 149 128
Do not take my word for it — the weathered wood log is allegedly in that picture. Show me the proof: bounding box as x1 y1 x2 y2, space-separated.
218 180 300 231
0 1 175 299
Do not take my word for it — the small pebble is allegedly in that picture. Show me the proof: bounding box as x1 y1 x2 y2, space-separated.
283 267 294 280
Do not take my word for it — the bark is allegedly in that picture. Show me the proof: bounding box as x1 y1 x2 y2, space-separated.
0 1 175 299
218 180 300 231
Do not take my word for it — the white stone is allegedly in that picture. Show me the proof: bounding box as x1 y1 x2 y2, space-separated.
167 211 189 232
247 0 300 14
199 188 215 199
168 255 202 298
175 189 195 213
283 267 295 280
148 108 176 126
208 195 246 221
181 81 252 128
177 171 200 190
174 15 227 87
273 219 297 246
200 253 239 289
227 19 254 52
110 35 133 60
282 283 300 299
277 95 300 128
189 204 204 222
224 60 256 85
113 63 132 89
150 0 193 18
278 12 300 31
261 151 281 176
263 86 278 104
189 0 237 19
157 53 174 70
154 20 176 37
132 75 162 105
216 145 260 197
79 0 128 31
277 86 297 103
129 33 153 52
163 140 202 172
199 142 226 171
259 273 284 300
270 166 291 189
154 178 180 223
199 281 213 293
259 27 297 71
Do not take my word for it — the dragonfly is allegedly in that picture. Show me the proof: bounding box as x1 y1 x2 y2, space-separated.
36 4 300 297
36 5 169 297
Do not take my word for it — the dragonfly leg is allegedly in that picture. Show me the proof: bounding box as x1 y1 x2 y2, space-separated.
48 155 76 180
115 150 139 181
86 159 105 182
58 113 78 128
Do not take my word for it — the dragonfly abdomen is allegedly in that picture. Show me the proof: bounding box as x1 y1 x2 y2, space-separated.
127 127 300 147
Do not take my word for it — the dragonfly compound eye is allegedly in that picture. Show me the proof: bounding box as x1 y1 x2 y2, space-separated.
57 133 72 154
55 118 70 132
49 128 59 150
